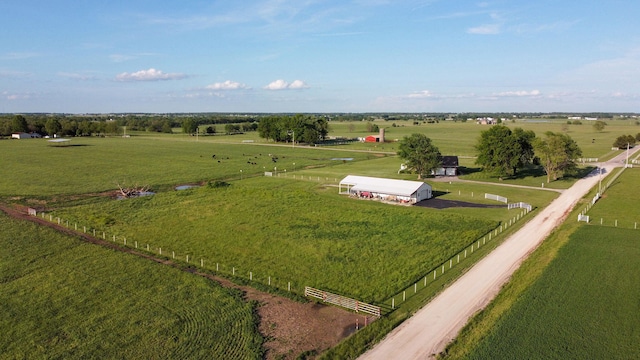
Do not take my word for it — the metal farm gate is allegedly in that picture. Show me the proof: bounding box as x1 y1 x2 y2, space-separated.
305 286 381 317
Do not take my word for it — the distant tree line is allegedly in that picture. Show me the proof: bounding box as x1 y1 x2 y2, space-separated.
257 114 329 144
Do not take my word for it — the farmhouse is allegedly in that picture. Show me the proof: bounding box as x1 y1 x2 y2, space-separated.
339 175 432 204
433 156 459 176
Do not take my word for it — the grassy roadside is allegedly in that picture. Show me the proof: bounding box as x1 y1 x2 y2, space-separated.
438 173 607 358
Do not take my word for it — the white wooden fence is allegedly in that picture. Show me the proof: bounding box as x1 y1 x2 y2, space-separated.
305 286 381 317
508 202 532 211
485 193 507 203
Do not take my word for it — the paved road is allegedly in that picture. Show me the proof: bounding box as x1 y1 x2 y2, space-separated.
360 149 639 360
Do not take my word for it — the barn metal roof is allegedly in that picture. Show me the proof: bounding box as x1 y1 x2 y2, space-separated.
340 175 430 197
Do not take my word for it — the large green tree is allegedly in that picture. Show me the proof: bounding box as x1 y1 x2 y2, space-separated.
534 131 582 183
45 118 62 136
181 118 198 135
475 125 536 177
592 120 607 132
613 134 636 149
11 115 29 133
397 133 442 179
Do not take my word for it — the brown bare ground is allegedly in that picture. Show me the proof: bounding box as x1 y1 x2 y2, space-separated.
0 203 371 360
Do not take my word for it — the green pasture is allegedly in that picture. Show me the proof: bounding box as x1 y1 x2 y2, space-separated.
324 119 636 159
587 168 640 228
0 136 382 197
0 212 262 359
462 226 640 360
48 177 499 302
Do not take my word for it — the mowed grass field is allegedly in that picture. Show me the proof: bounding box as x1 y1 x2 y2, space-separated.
462 225 640 360
49 177 498 302
0 212 262 359
586 168 640 228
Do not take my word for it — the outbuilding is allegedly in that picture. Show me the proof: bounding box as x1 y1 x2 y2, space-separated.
433 156 459 176
339 175 432 204
11 132 41 139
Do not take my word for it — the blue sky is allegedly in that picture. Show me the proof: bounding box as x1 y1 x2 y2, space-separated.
1 0 639 113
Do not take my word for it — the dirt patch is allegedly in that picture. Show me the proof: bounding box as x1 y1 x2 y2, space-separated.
0 203 369 360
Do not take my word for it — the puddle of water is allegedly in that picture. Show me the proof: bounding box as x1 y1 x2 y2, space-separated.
175 185 200 191
330 157 354 161
117 191 155 200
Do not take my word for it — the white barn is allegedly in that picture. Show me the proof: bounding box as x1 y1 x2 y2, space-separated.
339 175 432 204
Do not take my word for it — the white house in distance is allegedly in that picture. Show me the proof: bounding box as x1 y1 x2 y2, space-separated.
339 175 432 204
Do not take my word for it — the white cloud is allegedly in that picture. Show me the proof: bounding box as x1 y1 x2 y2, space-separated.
467 23 501 35
3 91 32 100
263 79 309 90
206 80 250 90
0 70 32 78
288 79 309 89
115 68 187 82
110 54 136 63
494 90 541 97
58 72 97 81
407 90 435 98
1 52 39 60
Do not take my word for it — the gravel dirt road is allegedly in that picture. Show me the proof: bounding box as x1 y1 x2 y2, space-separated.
360 149 639 360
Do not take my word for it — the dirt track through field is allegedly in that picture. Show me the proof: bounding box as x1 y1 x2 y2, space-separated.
360 149 639 359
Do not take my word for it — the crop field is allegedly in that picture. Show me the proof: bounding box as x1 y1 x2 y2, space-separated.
0 212 262 359
586 168 640 228
462 225 640 360
48 177 499 302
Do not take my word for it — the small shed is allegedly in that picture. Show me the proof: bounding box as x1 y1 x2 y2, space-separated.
434 156 459 176
339 175 432 204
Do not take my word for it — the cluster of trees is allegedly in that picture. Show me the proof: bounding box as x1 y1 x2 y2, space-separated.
476 126 582 183
257 114 329 144
613 133 640 149
397 125 583 183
